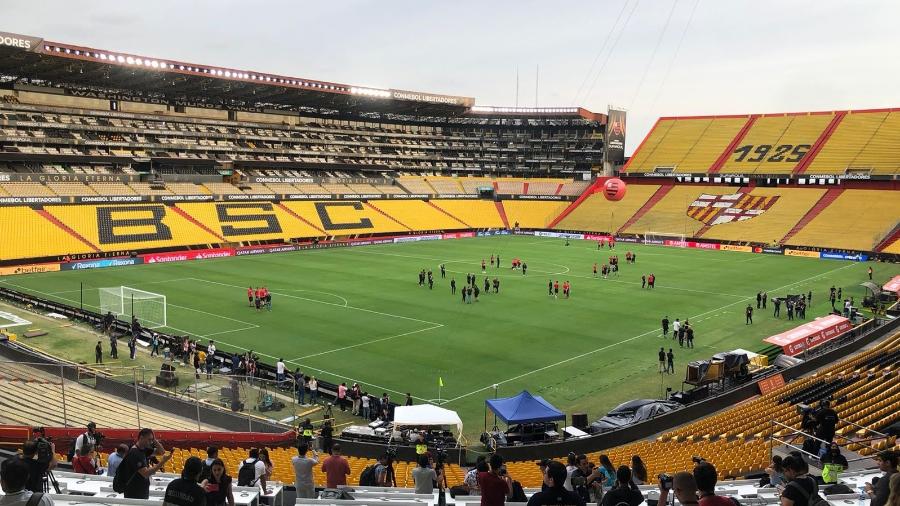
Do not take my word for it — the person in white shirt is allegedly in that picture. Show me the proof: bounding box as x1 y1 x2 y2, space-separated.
309 377 318 404
672 319 681 338
291 443 319 498
1 458 54 505
276 359 286 383
207 340 216 356
361 392 370 420
238 448 268 493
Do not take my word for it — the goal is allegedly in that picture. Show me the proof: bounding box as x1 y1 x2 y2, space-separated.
644 231 686 246
99 286 167 328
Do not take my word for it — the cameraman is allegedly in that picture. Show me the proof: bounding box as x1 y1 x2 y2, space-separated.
814 400 838 445
73 422 99 458
21 436 57 494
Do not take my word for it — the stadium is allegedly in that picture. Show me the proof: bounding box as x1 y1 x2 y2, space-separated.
0 9 899 506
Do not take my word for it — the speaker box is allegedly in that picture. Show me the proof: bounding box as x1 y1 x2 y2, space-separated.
571 413 588 430
155 374 178 387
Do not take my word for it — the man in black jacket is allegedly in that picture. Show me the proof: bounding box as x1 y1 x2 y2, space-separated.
526 461 584 506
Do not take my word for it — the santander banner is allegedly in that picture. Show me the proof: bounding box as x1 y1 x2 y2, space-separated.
442 231 475 240
763 314 852 356
141 248 235 264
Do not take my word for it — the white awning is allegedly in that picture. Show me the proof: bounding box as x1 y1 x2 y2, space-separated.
392 404 463 434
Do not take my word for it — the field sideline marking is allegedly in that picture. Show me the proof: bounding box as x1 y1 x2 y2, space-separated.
186 277 444 327
352 249 747 299
287 323 444 361
439 261 858 406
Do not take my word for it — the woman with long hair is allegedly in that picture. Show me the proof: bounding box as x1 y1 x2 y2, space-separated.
765 455 785 487
598 454 616 489
630 455 648 485
204 458 235 506
886 473 900 506
258 448 274 483
601 466 643 506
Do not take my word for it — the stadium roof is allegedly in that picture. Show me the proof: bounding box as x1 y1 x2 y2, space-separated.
0 31 603 122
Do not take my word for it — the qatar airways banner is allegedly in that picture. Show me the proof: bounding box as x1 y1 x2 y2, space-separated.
236 245 298 256
763 314 852 356
141 248 235 264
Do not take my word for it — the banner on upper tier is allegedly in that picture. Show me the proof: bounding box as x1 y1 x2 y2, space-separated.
784 249 821 258
61 258 143 270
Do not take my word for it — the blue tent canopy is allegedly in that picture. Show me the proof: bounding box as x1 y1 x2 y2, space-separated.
485 390 565 424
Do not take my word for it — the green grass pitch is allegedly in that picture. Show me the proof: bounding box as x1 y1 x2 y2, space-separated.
2 235 896 439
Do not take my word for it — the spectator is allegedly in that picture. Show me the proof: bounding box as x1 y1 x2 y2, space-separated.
72 422 98 459
478 453 512 506
598 455 616 489
321 443 350 489
867 451 898 506
527 460 584 506
116 428 172 499
258 449 274 484
162 456 206 506
204 458 234 506
781 453 821 506
107 444 128 478
0 458 54 505
361 391 370 420
413 455 438 494
350 383 361 415
886 474 899 506
20 438 56 494
295 371 307 406
309 377 318 404
462 456 488 496
405 393 414 406
820 443 849 484
201 447 218 481
291 443 319 499
337 382 347 411
321 421 334 455
694 462 733 506
601 466 643 506
630 455 648 485
236 448 267 492
563 452 578 491
764 455 785 488
276 358 285 384
73 444 99 475
373 454 389 487
572 455 601 503
658 471 699 506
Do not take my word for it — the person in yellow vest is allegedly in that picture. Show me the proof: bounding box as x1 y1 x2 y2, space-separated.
298 418 314 448
820 443 848 484
415 433 428 456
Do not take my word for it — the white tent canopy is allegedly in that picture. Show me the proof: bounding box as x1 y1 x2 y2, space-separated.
392 404 463 435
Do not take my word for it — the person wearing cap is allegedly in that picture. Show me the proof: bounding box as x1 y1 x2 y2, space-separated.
527 460 584 506
866 450 898 506
74 422 98 455
162 456 206 506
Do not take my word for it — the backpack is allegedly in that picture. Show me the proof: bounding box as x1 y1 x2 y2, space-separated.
112 450 134 493
787 478 828 506
358 464 378 486
200 460 214 482
25 492 44 506
237 459 259 487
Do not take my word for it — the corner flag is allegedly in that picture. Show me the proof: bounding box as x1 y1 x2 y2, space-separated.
438 377 444 387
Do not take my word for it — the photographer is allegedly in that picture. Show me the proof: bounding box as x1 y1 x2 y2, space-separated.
413 454 439 494
21 435 57 494
658 471 699 506
72 444 99 475
114 428 173 499
814 400 838 445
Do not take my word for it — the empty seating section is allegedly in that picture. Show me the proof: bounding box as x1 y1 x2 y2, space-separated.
699 188 825 242
369 200 465 230
203 182 244 194
91 182 137 195
0 207 94 259
555 184 660 232
624 117 747 173
430 200 505 228
294 183 330 195
0 182 57 196
427 177 465 194
45 204 221 251
238 183 274 194
264 182 301 194
175 202 292 242
281 201 408 235
719 114 832 174
460 178 493 194
787 190 900 250
397 177 434 194
161 182 209 194
45 182 96 196
623 186 740 236
128 182 172 195
884 237 900 255
806 110 900 175
503 201 571 229
558 180 590 196
526 181 561 195
0 363 209 430
495 179 525 194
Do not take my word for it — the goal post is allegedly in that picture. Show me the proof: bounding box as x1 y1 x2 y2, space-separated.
98 286 167 328
644 231 686 246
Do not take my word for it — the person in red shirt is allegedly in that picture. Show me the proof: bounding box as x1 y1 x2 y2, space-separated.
563 281 571 298
648 274 656 289
73 444 98 475
254 288 262 311
321 443 350 488
553 281 559 299
478 454 512 506
247 286 254 307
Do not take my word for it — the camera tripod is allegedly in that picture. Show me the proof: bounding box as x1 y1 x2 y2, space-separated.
43 470 61 494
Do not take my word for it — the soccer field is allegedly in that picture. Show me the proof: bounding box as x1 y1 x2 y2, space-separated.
2 236 896 439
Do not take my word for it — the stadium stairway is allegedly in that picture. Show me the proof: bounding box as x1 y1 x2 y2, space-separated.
793 111 847 174
362 202 413 231
708 116 757 173
35 208 101 253
615 184 674 234
276 202 327 235
494 201 510 229
170 204 225 242
425 201 472 228
874 222 900 252
779 188 843 245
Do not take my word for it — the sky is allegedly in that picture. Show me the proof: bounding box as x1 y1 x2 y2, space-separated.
5 0 900 154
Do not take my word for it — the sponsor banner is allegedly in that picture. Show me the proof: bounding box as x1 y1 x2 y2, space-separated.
804 173 871 180
61 258 143 270
764 314 852 356
0 196 64 204
0 173 138 183
296 238 395 250
157 194 216 202
76 195 147 203
141 248 234 264
339 194 384 200
820 251 869 262
442 232 476 240
883 275 900 294
757 374 785 395
605 108 626 165
477 230 511 237
534 231 585 240
513 230 535 236
0 32 43 52
663 240 720 250
432 194 479 199
236 245 298 256
251 177 392 185
283 194 335 200
0 263 61 276
393 234 442 243
224 194 276 201
390 89 474 107
583 234 613 241
390 193 431 200
613 236 641 244
720 244 753 253
784 249 821 259
640 172 697 178
760 247 784 255
510 194 569 201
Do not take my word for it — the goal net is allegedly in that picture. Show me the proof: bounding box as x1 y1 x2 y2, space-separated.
99 286 167 328
644 231 686 246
